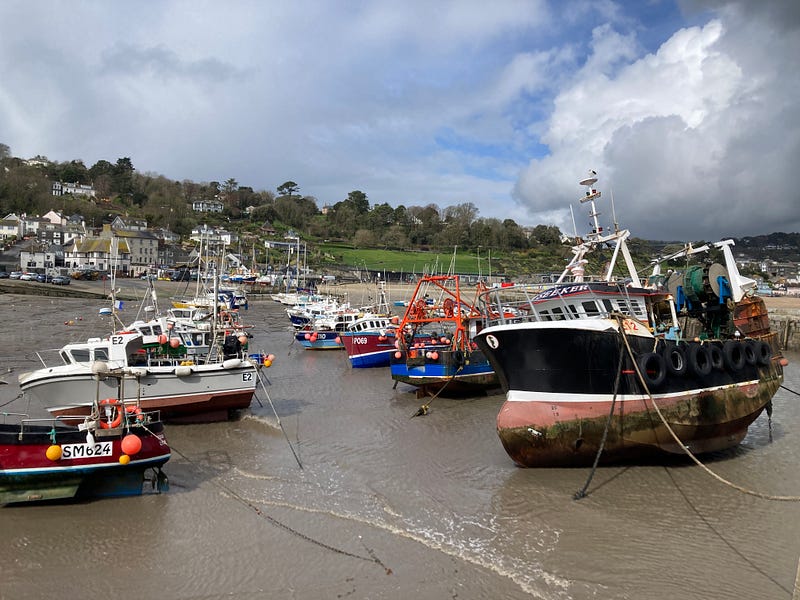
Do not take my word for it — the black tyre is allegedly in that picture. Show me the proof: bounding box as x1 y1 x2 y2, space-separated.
637 352 666 389
661 344 687 376
687 344 712 377
723 341 745 371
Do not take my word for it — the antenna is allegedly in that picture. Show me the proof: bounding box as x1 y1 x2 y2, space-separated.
570 205 578 240
609 185 619 233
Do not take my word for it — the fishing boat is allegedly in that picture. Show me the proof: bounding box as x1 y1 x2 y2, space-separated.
18 330 258 423
0 381 170 505
340 315 399 368
473 171 786 467
390 275 498 396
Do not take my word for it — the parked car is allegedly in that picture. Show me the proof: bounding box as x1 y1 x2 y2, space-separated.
0 271 9 278
9 271 22 279
170 269 191 281
51 275 71 285
36 273 53 283
20 272 37 281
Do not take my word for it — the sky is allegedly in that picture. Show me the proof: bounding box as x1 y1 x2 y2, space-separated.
1 0 798 241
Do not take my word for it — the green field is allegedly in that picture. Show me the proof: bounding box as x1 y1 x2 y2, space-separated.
317 244 494 275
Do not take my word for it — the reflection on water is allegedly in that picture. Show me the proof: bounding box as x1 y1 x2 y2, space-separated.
1 299 799 599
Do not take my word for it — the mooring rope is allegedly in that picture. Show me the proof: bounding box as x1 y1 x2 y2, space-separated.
168 444 391 574
616 321 800 502
574 331 626 500
410 363 464 418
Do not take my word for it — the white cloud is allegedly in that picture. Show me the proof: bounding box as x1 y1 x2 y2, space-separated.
0 1 797 240
514 4 800 240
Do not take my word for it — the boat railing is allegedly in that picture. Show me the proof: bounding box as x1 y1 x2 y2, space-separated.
479 283 647 327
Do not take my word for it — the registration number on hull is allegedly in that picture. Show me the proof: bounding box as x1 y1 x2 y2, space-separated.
61 441 113 459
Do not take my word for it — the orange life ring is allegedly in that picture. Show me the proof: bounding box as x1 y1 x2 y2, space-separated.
99 398 122 429
125 405 145 423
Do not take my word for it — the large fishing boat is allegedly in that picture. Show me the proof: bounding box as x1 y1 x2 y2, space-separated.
390 275 498 396
0 379 170 505
474 172 786 467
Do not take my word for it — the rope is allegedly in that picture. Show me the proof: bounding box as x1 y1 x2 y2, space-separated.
410 363 464 418
574 330 626 500
168 444 391 574
617 319 800 502
256 369 303 470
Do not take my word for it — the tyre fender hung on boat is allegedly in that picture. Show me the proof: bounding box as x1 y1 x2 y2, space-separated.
756 340 772 366
743 340 758 366
687 344 713 377
661 344 687 376
636 352 666 388
708 343 725 371
723 341 745 371
453 350 464 366
99 398 122 429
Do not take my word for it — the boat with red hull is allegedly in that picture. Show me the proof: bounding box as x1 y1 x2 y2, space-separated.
474 172 786 467
340 315 398 368
0 389 170 504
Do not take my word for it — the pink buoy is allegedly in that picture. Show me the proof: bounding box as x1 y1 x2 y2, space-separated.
334 336 341 344
394 351 402 359
238 335 247 345
158 334 167 344
431 351 439 360
169 338 180 348
304 333 311 340
267 354 275 361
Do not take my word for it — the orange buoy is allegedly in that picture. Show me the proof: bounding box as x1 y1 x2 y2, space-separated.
119 454 131 465
121 434 142 455
46 445 62 461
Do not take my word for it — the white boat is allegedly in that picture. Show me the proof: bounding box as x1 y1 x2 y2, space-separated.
19 330 258 423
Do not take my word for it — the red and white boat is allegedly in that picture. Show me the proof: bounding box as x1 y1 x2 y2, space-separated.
0 385 170 505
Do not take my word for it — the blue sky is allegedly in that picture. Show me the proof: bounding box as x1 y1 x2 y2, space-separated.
1 0 798 241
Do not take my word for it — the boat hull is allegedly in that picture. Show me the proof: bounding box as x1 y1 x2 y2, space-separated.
0 422 170 504
20 362 257 423
294 330 343 349
390 348 499 395
340 332 395 368
476 321 783 467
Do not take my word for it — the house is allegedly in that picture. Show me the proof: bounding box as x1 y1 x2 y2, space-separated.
63 235 131 274
0 219 20 240
190 225 236 246
111 215 148 231
52 181 97 198
19 245 61 272
42 210 66 226
100 224 158 276
192 199 224 213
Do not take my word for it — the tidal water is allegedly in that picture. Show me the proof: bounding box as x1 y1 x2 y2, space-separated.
1 296 800 599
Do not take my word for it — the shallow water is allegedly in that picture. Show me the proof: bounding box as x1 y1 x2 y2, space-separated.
1 296 799 599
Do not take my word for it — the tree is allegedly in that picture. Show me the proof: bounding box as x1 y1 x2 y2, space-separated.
277 181 300 197
346 190 369 214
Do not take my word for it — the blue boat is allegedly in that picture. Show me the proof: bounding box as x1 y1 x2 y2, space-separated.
389 275 498 396
295 328 344 350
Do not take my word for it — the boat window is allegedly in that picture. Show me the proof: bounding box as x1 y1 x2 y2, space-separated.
582 301 600 316
540 310 552 321
94 348 109 361
59 350 71 364
567 305 580 319
193 333 204 346
550 307 565 320
71 349 91 363
602 299 614 315
140 326 152 336
152 325 163 335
